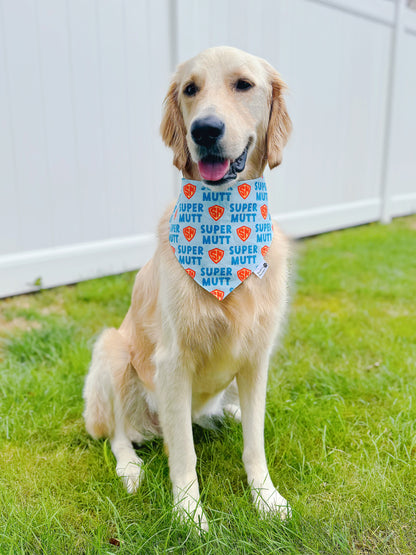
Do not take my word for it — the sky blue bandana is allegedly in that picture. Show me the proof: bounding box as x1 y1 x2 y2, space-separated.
169 177 273 300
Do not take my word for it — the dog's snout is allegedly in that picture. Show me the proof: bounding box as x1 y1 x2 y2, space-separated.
191 116 225 147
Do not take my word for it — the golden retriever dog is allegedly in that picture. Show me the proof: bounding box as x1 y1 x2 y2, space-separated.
83 46 292 531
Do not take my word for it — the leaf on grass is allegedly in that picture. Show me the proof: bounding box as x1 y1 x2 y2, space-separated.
33 277 43 287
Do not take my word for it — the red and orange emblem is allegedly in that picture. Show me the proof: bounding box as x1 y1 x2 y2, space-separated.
208 248 224 264
261 245 269 257
208 205 224 221
183 226 196 242
183 183 196 199
238 182 251 199
185 268 196 278
260 204 268 219
211 289 224 301
236 226 251 242
237 268 252 281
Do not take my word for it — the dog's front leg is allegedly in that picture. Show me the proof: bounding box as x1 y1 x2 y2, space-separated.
155 355 208 532
237 359 291 520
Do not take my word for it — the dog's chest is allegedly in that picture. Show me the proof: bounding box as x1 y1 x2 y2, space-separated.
177 298 268 395
192 341 240 395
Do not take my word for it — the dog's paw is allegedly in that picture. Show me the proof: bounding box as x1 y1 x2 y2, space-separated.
116 461 143 494
253 487 291 521
174 492 209 533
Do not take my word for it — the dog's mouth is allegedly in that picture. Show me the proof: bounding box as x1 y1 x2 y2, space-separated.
198 144 249 186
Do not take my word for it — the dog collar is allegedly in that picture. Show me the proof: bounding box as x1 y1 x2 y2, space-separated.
169 177 273 300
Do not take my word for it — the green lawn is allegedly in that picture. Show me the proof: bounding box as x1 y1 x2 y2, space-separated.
0 216 415 554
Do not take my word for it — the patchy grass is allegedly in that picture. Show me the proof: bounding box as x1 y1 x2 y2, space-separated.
0 215 415 554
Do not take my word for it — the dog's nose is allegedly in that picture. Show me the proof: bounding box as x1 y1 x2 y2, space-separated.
191 116 225 147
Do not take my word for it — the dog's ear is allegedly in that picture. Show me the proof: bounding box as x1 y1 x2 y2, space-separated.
160 78 190 172
266 70 292 169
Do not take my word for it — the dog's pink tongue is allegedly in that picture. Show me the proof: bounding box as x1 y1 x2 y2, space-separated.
198 159 230 182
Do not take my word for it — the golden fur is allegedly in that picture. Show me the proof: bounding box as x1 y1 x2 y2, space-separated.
83 46 292 530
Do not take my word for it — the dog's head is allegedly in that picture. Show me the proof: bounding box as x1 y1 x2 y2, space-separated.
161 46 291 186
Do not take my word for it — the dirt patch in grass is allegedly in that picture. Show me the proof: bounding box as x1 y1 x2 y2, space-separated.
1 291 66 315
0 314 42 334
0 293 67 339
403 214 416 230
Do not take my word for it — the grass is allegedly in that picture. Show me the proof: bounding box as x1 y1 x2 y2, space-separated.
0 215 415 554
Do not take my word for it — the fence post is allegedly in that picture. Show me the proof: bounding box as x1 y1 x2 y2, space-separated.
380 0 407 224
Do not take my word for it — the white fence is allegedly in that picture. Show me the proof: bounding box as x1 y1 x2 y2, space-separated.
0 0 415 298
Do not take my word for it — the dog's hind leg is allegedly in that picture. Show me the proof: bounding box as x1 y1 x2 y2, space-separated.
83 328 144 493
110 399 144 494
83 328 124 440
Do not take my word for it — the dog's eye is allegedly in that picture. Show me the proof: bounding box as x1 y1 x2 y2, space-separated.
183 83 199 97
235 79 253 91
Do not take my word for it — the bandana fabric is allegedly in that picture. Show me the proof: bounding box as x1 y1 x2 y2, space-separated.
169 177 273 301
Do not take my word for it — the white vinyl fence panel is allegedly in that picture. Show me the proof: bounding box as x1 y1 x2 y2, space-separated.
0 0 415 297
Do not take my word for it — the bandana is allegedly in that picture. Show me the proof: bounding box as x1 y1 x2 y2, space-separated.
169 177 273 301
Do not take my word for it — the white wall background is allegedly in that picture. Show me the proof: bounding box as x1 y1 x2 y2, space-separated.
0 0 415 297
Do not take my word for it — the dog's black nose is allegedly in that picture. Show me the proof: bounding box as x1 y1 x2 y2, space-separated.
191 116 225 147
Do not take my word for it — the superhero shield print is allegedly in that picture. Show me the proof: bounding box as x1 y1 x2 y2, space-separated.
169 177 274 300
